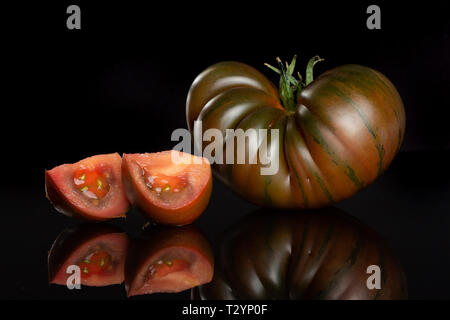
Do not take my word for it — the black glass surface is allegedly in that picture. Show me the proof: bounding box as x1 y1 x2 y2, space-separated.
2 1 449 300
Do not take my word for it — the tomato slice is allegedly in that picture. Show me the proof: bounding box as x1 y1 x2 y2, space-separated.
45 153 129 220
122 151 212 225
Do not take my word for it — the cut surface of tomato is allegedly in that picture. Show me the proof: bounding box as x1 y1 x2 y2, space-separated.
74 167 111 200
45 153 129 220
143 171 187 194
122 151 212 225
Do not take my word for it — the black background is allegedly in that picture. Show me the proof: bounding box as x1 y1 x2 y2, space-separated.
2 1 449 300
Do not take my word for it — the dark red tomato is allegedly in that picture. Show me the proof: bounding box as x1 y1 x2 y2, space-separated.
186 57 405 208
48 224 129 287
121 150 212 226
192 207 407 300
125 225 214 296
45 153 129 220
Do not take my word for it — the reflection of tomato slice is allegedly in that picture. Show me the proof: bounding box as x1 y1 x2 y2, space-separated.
122 151 212 225
125 225 214 296
48 224 129 287
45 153 129 220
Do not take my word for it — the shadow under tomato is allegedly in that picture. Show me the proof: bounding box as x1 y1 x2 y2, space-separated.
192 207 408 300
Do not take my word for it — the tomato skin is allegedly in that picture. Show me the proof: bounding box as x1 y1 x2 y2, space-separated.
121 151 212 226
125 225 214 296
192 208 407 300
187 62 405 208
186 61 279 131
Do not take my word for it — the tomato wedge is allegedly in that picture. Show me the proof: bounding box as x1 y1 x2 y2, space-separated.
125 225 214 296
48 224 129 287
121 150 212 225
45 153 129 220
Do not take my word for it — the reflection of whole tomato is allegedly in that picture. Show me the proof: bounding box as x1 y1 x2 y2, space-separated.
192 208 407 300
186 57 405 208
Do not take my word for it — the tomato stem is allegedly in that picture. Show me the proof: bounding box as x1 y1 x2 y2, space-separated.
265 55 324 112
305 56 324 86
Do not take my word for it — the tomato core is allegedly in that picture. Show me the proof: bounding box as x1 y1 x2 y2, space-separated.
78 250 113 278
74 168 110 200
146 259 189 280
143 171 187 194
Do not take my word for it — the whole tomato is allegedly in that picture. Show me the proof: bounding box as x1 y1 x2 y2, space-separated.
186 56 405 208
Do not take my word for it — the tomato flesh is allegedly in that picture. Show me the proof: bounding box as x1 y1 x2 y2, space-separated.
78 250 113 279
74 167 110 200
143 170 187 194
146 259 189 281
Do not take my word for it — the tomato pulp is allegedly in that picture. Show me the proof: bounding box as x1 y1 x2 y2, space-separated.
73 167 111 201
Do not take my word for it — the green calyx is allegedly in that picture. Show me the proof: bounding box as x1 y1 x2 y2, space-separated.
265 55 324 113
